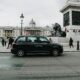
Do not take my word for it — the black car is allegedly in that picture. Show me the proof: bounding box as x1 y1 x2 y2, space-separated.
11 36 63 57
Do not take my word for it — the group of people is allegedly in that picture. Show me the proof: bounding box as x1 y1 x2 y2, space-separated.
1 38 6 46
1 37 14 49
1 36 74 49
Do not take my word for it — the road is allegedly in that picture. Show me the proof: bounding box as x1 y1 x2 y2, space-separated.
0 52 80 80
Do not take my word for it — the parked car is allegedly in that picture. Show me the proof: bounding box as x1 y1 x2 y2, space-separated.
11 36 63 57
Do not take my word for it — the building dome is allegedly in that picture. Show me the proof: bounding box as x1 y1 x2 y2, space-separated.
29 19 36 25
29 19 36 27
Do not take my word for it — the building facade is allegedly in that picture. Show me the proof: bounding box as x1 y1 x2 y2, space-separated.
0 19 52 38
61 0 80 40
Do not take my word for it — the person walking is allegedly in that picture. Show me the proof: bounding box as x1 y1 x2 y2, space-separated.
4 39 6 46
7 37 14 49
49 38 53 43
69 37 74 48
1 38 5 46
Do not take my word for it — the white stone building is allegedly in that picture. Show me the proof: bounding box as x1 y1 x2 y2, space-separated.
61 0 80 40
41 26 52 37
0 19 52 38
0 26 20 38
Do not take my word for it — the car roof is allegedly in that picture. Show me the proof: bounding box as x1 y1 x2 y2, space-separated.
18 35 47 38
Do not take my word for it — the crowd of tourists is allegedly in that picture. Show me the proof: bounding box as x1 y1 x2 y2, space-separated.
1 37 14 49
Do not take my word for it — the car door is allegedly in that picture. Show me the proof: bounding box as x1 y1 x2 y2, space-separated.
15 36 27 51
26 36 38 52
36 37 51 52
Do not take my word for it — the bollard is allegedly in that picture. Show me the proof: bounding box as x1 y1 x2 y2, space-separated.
77 41 79 50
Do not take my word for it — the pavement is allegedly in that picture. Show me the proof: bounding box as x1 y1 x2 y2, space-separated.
0 43 11 53
60 42 80 52
0 42 80 53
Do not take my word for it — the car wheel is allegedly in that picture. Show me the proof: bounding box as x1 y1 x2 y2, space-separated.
17 50 25 57
52 49 58 56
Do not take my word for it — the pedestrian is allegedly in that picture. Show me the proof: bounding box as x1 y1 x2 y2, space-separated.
49 38 53 43
4 39 6 46
69 37 74 48
7 37 14 49
1 38 5 46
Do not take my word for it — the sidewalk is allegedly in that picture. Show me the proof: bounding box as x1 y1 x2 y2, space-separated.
60 43 80 52
63 46 80 52
0 43 79 53
0 43 10 53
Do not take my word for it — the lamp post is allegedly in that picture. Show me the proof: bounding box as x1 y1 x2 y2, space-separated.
20 13 24 35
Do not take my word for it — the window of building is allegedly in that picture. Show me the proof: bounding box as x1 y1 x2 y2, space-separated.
72 11 80 25
63 12 70 26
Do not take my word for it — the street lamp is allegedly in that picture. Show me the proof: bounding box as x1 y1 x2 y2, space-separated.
20 13 24 35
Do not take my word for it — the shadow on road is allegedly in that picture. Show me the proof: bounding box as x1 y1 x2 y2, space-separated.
12 53 65 58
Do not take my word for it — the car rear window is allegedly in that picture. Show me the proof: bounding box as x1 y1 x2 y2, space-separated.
16 36 26 43
39 37 48 42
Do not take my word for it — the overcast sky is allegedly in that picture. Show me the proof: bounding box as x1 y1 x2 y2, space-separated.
0 0 67 27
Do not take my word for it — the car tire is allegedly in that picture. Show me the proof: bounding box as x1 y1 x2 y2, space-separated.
51 49 58 56
17 50 25 57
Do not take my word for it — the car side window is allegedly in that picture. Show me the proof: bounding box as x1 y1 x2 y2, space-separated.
16 37 26 43
39 37 48 43
27 37 37 43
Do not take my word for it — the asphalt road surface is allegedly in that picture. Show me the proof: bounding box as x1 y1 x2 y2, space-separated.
0 52 80 80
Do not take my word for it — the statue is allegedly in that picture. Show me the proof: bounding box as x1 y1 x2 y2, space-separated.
53 23 66 37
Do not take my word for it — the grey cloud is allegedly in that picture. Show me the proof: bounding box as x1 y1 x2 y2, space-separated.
0 0 66 27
